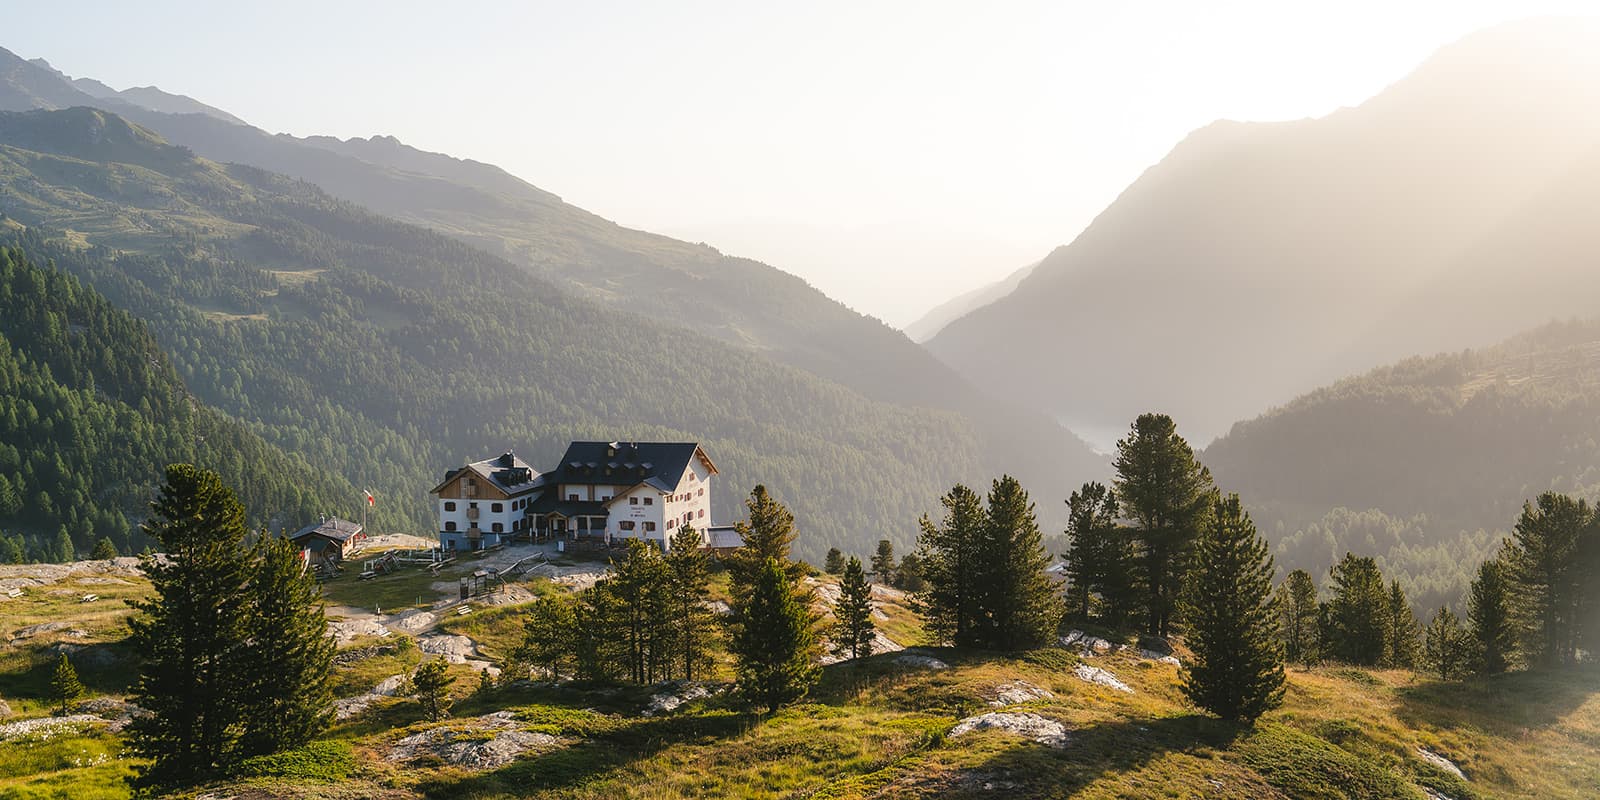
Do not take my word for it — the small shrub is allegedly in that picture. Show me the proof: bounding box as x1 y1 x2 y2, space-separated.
1329 668 1383 687
233 740 356 782
1237 724 1422 800
1020 647 1079 671
1317 719 1363 745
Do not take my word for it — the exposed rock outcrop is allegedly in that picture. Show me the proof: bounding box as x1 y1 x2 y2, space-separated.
387 710 562 769
1073 664 1134 693
950 712 1070 748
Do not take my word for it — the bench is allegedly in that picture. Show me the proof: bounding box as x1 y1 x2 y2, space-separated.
455 605 472 616
358 571 378 581
3 588 21 599
80 594 99 603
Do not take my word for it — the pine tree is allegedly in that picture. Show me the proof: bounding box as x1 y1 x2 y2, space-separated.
1467 557 1515 675
894 551 926 592
832 557 876 660
236 533 335 757
518 593 578 679
1423 607 1472 681
1505 493 1592 667
975 476 1064 650
50 652 85 715
729 485 803 590
55 525 73 562
604 540 673 683
732 557 820 712
476 668 495 696
824 547 845 575
1326 553 1389 665
412 658 454 721
126 464 256 788
1384 580 1422 669
1113 413 1215 637
1179 494 1284 723
90 536 118 560
871 539 896 582
1274 569 1320 666
1064 481 1132 624
665 525 716 680
916 484 986 646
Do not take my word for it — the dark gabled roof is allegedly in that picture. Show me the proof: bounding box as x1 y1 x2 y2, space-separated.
290 517 364 543
430 451 544 496
549 442 716 492
528 494 609 518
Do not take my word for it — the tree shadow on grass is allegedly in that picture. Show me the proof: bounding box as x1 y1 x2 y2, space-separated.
807 646 1031 714
1393 666 1600 736
954 714 1247 798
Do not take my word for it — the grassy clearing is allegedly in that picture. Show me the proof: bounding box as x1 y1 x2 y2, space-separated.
0 729 141 800
3 564 1597 799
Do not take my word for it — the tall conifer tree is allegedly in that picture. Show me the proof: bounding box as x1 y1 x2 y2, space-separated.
832 556 876 660
732 558 820 712
977 475 1063 650
1274 569 1320 666
127 464 255 788
1384 580 1422 669
1467 558 1515 675
916 484 986 646
518 593 578 679
1180 495 1284 722
1113 413 1215 637
1064 481 1130 624
1326 553 1389 665
1423 607 1472 681
665 525 716 680
237 533 335 756
729 485 800 590
871 539 897 581
1505 493 1592 667
824 547 846 575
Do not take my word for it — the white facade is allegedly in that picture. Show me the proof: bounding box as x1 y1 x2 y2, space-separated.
436 495 527 538
605 484 666 544
660 460 713 546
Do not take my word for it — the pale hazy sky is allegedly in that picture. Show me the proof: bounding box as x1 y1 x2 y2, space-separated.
8 1 1597 325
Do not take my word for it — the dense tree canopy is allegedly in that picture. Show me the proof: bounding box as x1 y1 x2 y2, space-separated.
0 247 347 560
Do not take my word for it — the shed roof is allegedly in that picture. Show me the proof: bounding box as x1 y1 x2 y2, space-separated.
290 517 364 543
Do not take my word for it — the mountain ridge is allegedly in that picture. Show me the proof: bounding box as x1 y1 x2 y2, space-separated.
928 17 1600 446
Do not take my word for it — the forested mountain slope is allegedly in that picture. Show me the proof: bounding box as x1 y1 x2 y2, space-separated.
0 244 348 560
0 106 1088 560
1204 318 1600 609
929 18 1600 445
0 47 1096 490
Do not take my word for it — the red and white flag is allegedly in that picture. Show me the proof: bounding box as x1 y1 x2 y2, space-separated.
364 490 375 506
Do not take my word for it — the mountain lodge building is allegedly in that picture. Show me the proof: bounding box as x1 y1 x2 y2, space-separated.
431 441 723 552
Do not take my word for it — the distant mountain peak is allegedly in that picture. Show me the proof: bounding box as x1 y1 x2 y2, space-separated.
0 45 246 126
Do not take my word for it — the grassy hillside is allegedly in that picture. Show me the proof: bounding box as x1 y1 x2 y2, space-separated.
0 245 350 558
2 554 1594 799
1205 318 1600 609
928 19 1600 446
0 106 1089 560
